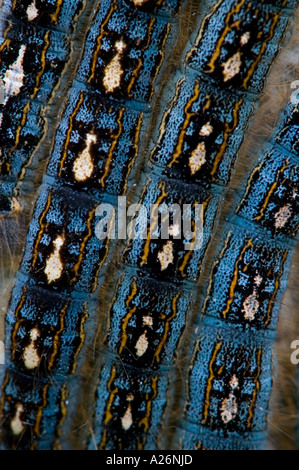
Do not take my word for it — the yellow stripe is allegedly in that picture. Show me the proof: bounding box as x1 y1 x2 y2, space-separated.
243 13 280 89
58 91 84 176
127 18 156 95
50 0 64 24
88 4 117 83
71 304 89 374
119 278 138 354
147 22 171 102
206 0 246 73
202 342 222 423
48 303 69 370
33 384 49 439
154 292 181 362
140 181 167 266
121 113 143 195
55 385 69 438
255 161 289 221
211 99 242 177
178 199 207 276
8 31 50 156
168 82 201 168
265 250 288 326
71 207 96 282
222 239 253 318
138 375 158 433
100 108 125 187
104 365 118 426
11 289 27 360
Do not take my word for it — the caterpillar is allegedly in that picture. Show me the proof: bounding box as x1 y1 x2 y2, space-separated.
0 0 298 451
0 0 185 449
0 0 87 215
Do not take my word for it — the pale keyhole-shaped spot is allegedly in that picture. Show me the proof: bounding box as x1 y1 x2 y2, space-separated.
274 204 292 229
103 40 126 93
3 45 27 105
242 288 260 322
73 133 97 182
11 403 25 435
135 332 149 357
23 328 41 369
157 240 174 271
222 52 242 82
189 142 206 175
26 0 39 21
121 394 134 431
44 235 64 284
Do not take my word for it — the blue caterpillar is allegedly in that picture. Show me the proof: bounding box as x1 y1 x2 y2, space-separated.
174 99 298 450
0 0 86 214
0 0 184 449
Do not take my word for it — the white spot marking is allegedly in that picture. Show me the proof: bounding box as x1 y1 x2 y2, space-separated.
274 204 292 229
240 32 250 46
189 142 206 175
242 289 259 321
23 328 40 369
132 0 148 5
73 133 96 182
3 45 26 105
121 394 134 431
254 275 263 287
143 316 153 328
135 332 148 357
26 1 39 21
44 235 64 284
168 223 180 237
220 392 238 424
157 240 174 271
222 52 242 82
229 375 239 390
103 40 126 93
11 404 25 436
199 122 213 137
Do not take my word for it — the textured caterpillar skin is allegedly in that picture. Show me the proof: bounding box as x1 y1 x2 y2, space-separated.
86 0 297 450
123 175 221 282
0 0 86 214
92 275 191 450
174 100 299 450
0 0 184 450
